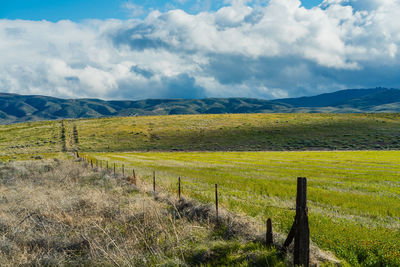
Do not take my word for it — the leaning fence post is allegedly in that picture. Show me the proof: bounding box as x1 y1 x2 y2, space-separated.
178 177 181 199
266 218 273 246
294 177 310 267
153 171 156 192
282 222 295 252
215 184 219 224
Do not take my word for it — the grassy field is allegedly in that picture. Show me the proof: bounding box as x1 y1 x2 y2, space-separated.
73 113 400 152
2 113 400 156
0 120 63 156
0 159 287 266
84 151 400 266
1 113 400 266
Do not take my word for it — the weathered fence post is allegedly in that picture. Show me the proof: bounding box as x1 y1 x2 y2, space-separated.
76 151 79 158
178 177 181 199
122 164 124 176
294 177 309 267
106 161 109 171
90 160 93 169
133 169 136 186
113 163 116 175
100 160 102 170
266 218 273 246
215 184 219 224
281 177 310 266
282 223 295 252
153 171 156 192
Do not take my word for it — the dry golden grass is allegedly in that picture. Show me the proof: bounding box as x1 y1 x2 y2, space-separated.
0 159 198 265
0 159 291 266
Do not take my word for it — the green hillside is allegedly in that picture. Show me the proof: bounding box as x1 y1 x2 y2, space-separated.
2 113 400 156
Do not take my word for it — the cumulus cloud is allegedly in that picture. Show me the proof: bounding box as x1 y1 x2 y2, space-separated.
0 0 400 100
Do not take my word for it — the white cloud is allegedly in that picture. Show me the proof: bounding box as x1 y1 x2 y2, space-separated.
0 0 400 100
122 2 146 18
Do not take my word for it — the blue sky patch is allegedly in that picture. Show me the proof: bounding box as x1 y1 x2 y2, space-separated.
1 0 324 21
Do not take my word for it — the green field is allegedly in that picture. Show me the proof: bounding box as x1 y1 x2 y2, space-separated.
0 120 63 156
84 151 400 266
1 113 400 266
2 113 400 156
74 113 400 152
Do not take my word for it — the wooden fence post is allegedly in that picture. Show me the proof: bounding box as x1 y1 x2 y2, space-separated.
113 163 116 175
90 160 93 169
215 184 219 224
153 171 156 192
106 161 108 171
178 177 181 199
266 218 273 246
76 151 79 158
282 223 295 252
133 169 136 186
294 177 310 267
122 164 124 176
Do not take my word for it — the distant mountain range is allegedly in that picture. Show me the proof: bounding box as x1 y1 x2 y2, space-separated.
1 87 400 124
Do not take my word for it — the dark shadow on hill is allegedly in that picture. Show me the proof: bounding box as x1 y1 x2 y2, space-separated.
82 114 400 152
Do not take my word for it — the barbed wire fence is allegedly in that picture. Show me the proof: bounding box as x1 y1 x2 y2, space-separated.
78 152 310 266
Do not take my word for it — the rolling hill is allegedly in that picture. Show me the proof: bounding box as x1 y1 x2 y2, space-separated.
1 87 400 124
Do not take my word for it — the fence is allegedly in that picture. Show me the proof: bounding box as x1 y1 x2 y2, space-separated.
78 152 310 266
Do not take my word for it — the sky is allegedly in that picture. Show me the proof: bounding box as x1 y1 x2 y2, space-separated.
1 1 324 21
0 0 399 100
